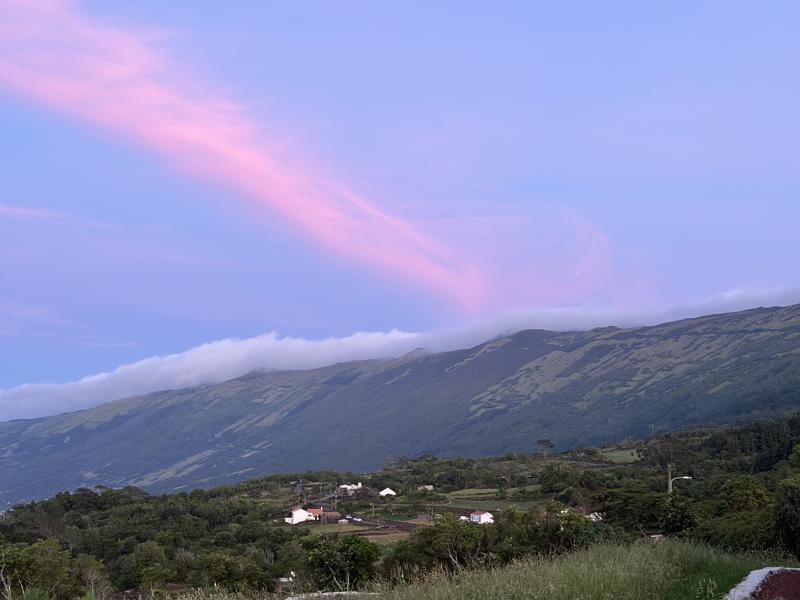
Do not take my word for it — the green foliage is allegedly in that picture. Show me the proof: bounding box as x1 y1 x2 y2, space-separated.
384 508 626 578
377 540 795 600
661 494 697 536
21 590 52 600
692 508 775 552
6 413 800 595
0 539 86 600
384 514 487 575
788 443 800 470
301 535 380 591
776 473 800 557
0 486 301 593
720 475 770 512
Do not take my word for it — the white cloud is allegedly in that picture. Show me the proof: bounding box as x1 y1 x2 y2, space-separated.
1 288 798 422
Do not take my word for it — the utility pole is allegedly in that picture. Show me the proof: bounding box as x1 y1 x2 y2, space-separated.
667 463 693 493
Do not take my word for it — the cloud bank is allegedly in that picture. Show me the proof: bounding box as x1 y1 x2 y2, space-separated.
2 289 797 422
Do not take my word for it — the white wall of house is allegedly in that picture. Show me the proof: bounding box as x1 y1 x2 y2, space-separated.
284 508 312 525
470 511 494 524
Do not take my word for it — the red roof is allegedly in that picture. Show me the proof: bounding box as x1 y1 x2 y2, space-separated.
308 508 324 515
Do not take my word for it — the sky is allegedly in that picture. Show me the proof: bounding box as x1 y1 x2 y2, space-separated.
1 1 799 420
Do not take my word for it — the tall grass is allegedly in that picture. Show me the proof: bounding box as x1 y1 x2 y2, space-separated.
374 540 795 600
172 541 795 600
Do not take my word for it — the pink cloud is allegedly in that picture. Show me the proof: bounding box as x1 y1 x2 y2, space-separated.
0 0 488 309
0 203 65 221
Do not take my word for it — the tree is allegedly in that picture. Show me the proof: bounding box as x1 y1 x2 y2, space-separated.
302 536 380 591
660 493 697 536
537 439 555 457
383 514 486 576
139 565 170 596
720 476 770 512
789 444 800 471
133 541 172 592
776 474 800 557
0 540 81 600
73 554 111 600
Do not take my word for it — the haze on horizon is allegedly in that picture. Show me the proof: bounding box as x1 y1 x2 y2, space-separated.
1 1 799 419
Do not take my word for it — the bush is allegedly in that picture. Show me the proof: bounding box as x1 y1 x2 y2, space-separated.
776 474 800 557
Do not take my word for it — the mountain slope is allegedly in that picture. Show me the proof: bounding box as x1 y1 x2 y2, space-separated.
2 304 800 506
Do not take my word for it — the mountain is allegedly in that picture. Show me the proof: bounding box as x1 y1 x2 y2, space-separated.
2 304 800 507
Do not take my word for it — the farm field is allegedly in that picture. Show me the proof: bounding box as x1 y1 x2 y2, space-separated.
599 448 641 464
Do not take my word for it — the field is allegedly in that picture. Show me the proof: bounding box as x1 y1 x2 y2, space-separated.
598 448 641 464
362 531 411 545
375 540 795 600
304 522 370 535
444 486 542 511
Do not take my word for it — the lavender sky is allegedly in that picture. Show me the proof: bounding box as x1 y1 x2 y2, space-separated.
1 1 799 419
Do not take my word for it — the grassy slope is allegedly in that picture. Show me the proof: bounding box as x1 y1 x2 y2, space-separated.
375 540 795 600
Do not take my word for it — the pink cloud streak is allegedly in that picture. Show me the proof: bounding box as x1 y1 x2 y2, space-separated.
0 0 488 309
0 203 65 221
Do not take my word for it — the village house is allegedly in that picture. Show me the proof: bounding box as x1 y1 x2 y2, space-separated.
379 487 397 497
338 482 363 496
469 510 494 524
417 484 434 492
284 507 312 525
284 505 348 526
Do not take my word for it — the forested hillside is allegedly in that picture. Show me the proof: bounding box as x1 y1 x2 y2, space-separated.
2 304 800 507
4 415 800 597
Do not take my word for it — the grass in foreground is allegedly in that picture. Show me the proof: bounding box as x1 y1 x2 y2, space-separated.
374 540 795 600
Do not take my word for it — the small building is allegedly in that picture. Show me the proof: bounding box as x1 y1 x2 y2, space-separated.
469 511 494 524
321 511 342 524
338 482 363 495
379 487 397 497
417 485 434 492
285 507 312 525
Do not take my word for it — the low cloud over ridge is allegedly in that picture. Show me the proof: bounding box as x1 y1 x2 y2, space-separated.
1 289 798 422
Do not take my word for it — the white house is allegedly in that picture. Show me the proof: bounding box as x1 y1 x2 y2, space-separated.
469 511 494 524
338 482 363 495
379 487 397 497
284 507 312 525
417 485 434 492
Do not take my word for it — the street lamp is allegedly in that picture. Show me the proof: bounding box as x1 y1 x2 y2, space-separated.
667 464 692 494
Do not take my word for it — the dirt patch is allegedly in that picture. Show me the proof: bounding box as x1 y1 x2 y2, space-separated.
756 570 800 600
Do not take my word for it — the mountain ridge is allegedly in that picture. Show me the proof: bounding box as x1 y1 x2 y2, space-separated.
2 303 800 507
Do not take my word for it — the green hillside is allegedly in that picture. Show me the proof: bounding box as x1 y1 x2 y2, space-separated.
4 414 800 597
2 304 800 506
